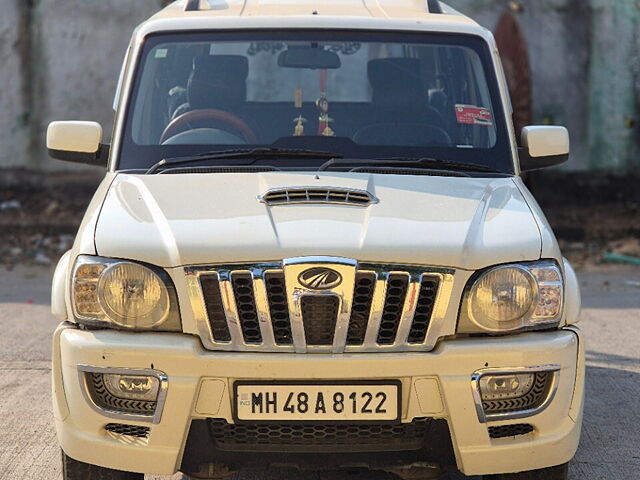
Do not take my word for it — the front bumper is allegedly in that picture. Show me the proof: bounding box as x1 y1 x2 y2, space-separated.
52 325 585 476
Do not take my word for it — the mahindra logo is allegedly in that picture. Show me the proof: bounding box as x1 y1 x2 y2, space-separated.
298 267 342 290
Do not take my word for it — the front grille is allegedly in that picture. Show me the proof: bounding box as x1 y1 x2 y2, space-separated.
483 372 552 414
260 187 377 207
208 419 431 452
189 261 448 353
488 423 534 439
86 373 156 416
105 423 150 439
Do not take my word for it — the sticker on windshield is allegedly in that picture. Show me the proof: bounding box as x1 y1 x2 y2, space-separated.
454 105 493 126
154 48 168 59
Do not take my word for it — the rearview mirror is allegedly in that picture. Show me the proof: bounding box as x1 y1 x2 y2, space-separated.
278 46 341 70
47 121 109 166
519 126 569 172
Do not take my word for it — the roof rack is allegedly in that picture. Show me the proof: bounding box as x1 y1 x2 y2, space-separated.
427 0 443 14
184 0 200 11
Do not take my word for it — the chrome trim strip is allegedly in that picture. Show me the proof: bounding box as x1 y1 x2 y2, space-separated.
363 272 388 348
283 256 359 268
470 364 561 423
394 273 421 346
252 270 277 349
219 271 245 346
77 365 168 424
332 293 351 354
424 272 453 347
185 269 221 347
286 286 308 355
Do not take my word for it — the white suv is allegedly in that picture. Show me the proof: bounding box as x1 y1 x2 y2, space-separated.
48 1 584 479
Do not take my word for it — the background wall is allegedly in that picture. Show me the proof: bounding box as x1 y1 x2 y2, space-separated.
448 0 640 171
0 0 638 171
0 0 163 169
0 0 28 168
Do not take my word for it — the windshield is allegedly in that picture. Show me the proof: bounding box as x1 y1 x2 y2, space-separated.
119 31 512 173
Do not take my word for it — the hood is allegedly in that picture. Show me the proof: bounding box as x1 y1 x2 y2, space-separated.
94 172 543 270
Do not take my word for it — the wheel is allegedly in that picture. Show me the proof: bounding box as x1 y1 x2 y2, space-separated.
484 463 568 480
62 451 144 480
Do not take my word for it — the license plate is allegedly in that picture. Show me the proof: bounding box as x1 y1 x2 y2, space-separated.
234 382 400 422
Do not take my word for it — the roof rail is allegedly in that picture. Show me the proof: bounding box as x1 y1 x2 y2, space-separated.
184 0 200 11
427 0 443 14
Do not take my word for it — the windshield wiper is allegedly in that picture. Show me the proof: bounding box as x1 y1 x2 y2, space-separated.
318 157 502 174
146 148 343 174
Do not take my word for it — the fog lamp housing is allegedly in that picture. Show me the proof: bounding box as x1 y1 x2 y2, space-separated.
471 365 560 423
79 365 168 424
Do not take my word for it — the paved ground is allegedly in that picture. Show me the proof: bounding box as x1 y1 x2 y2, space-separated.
0 266 638 480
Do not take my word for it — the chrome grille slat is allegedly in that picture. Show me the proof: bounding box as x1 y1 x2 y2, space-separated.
218 272 246 346
393 274 422 346
362 273 389 348
252 274 277 349
187 261 452 353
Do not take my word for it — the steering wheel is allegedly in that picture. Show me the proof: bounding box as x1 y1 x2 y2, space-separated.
160 109 258 144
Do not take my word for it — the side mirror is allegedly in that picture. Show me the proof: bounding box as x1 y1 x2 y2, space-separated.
47 121 109 166
518 126 569 172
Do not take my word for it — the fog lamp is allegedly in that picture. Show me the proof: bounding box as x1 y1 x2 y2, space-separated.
478 373 535 400
103 374 160 401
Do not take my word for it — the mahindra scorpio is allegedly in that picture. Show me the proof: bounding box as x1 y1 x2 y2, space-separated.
48 1 584 479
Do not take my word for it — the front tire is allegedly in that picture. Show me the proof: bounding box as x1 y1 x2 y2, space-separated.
62 451 144 480
484 463 568 480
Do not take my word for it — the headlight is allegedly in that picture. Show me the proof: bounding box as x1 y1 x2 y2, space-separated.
460 261 563 333
72 256 181 331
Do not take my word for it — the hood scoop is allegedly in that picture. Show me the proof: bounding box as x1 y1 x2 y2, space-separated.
259 187 378 207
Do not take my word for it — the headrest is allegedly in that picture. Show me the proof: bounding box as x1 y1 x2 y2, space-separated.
368 58 426 110
188 55 249 110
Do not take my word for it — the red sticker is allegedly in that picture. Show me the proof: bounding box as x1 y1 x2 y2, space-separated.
454 105 493 126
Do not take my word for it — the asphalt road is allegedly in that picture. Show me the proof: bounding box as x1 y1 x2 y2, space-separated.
0 266 638 480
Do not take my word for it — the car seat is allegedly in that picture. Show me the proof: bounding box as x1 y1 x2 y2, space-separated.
353 58 451 146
